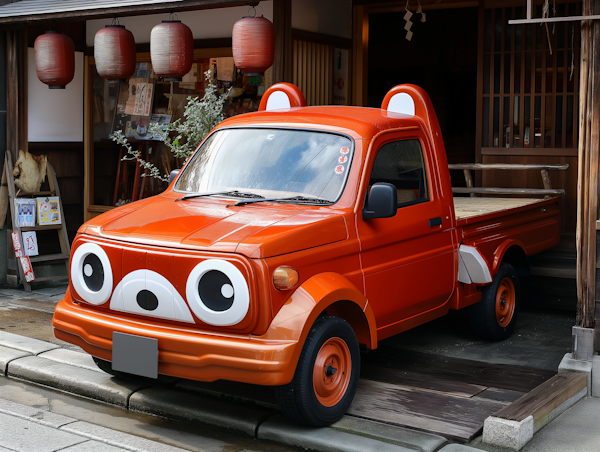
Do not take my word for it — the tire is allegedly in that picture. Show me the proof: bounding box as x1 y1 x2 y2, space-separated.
275 316 360 427
92 356 132 379
469 262 520 341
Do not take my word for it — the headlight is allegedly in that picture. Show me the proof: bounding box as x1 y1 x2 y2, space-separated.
186 259 250 326
71 243 113 305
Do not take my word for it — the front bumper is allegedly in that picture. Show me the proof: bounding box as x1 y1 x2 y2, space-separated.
52 291 298 386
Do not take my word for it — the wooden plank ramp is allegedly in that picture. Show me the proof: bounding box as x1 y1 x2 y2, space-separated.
349 347 557 442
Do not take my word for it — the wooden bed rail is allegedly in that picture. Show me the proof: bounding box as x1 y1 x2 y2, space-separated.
448 163 569 197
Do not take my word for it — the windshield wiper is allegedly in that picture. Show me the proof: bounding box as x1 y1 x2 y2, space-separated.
235 196 333 207
177 190 265 201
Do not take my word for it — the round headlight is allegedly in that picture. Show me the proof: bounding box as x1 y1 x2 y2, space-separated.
71 243 113 305
186 259 250 326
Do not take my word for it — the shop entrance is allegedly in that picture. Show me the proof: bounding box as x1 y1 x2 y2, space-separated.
367 7 478 185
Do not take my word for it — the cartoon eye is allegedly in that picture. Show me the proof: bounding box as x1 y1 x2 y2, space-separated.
71 243 113 305
186 260 250 326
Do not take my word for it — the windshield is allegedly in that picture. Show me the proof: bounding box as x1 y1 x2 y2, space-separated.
174 128 354 203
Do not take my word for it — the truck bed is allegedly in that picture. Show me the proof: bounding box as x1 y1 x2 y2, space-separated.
453 197 545 220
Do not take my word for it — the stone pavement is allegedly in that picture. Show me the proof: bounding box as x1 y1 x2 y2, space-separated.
0 397 192 452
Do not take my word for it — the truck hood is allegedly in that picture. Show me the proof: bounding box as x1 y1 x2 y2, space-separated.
83 195 348 258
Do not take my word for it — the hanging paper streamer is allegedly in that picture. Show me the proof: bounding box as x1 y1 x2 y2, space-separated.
404 0 413 41
417 1 426 23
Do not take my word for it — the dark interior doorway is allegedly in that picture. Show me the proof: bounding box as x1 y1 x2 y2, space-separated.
368 7 478 183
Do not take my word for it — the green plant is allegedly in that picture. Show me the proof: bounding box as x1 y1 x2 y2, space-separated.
111 69 229 182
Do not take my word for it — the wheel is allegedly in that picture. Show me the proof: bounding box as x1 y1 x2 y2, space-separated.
275 316 360 427
92 356 132 379
469 262 520 341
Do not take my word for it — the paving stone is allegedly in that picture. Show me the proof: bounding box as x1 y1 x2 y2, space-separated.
59 441 128 452
0 397 76 428
0 330 59 355
438 445 485 452
0 345 30 375
483 415 533 450
0 412 85 452
38 348 103 373
257 415 417 452
129 386 273 437
8 356 148 407
61 421 192 452
332 415 448 452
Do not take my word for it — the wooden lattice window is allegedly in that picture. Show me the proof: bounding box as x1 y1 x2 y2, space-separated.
481 2 581 149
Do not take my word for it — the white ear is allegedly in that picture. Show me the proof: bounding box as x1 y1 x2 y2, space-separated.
265 91 292 111
387 93 415 116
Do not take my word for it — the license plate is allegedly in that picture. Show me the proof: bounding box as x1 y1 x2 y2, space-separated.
112 332 158 379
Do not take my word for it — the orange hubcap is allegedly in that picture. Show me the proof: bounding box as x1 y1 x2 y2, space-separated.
495 277 516 327
312 337 352 407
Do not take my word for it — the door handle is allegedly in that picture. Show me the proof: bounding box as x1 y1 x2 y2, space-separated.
429 217 442 227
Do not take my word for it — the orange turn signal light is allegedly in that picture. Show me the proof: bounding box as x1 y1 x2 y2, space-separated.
273 266 299 291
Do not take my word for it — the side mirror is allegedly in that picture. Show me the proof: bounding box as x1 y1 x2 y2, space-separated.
362 183 398 220
169 170 180 185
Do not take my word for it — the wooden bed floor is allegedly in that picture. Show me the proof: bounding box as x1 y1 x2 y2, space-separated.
453 196 544 220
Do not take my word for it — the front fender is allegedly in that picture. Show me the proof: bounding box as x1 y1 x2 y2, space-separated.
255 272 377 379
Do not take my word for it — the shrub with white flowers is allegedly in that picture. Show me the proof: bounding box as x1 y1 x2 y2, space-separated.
111 69 229 182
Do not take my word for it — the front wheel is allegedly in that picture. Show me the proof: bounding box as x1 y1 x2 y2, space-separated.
469 262 520 341
275 316 360 426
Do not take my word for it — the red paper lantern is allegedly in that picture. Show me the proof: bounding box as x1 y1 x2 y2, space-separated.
34 31 75 89
94 25 136 83
232 15 274 76
150 20 193 82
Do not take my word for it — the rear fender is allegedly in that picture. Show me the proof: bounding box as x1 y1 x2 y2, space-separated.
492 240 529 277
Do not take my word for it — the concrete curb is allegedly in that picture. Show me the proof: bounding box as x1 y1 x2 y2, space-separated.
483 415 534 450
0 331 59 355
0 345 30 375
129 386 273 437
257 415 419 452
331 416 448 452
8 356 149 407
37 349 103 374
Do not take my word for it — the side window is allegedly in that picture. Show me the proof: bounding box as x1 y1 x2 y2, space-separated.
369 139 429 206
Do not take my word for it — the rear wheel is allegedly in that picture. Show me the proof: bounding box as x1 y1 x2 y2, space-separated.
469 263 520 340
275 316 360 426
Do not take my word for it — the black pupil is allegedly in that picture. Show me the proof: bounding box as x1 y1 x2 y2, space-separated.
137 289 159 311
198 270 234 312
83 254 104 292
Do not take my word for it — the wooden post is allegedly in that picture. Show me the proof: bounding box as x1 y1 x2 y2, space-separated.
6 27 27 163
273 0 292 83
576 0 600 330
351 5 368 106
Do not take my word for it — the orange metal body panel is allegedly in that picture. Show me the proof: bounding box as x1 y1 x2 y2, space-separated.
53 85 561 387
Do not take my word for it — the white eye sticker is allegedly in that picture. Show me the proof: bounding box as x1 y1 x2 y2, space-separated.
335 165 344 175
340 146 349 155
338 155 348 164
266 134 275 140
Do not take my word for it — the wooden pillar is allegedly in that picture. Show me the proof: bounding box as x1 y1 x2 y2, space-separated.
351 5 368 106
273 0 292 83
6 27 27 163
576 0 600 330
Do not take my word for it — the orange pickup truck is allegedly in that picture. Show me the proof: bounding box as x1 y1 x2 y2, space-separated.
53 83 561 427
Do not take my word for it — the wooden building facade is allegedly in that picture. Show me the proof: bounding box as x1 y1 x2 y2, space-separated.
0 0 599 358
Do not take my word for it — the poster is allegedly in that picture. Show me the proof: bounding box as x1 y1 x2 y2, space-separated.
14 198 36 227
217 58 235 82
37 196 61 225
133 82 154 116
20 256 35 282
22 231 39 257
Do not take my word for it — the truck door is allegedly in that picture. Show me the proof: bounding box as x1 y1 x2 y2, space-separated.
357 131 456 335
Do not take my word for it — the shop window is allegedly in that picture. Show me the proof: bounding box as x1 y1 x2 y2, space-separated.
481 3 580 149
89 56 268 210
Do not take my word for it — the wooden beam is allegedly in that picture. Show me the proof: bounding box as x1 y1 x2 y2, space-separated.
273 0 292 83
510 15 600 24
